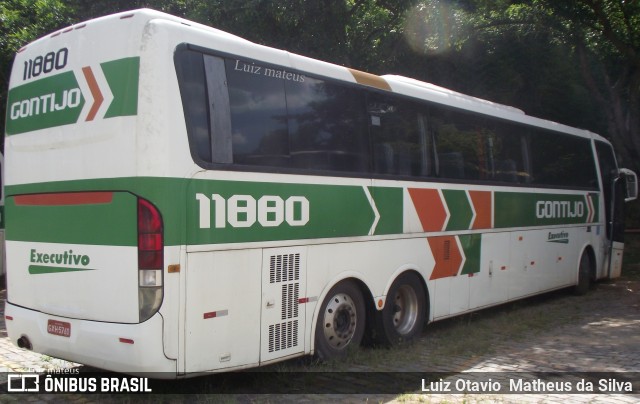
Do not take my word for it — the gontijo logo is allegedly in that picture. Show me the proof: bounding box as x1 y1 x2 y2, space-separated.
6 53 139 135
535 200 584 219
534 194 596 223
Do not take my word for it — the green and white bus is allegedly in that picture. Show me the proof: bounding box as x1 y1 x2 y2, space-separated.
4 9 637 377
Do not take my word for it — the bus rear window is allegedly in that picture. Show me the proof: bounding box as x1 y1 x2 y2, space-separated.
176 46 368 173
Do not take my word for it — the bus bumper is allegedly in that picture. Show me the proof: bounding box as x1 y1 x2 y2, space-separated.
4 302 177 376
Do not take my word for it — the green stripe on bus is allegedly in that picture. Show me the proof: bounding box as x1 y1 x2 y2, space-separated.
369 186 403 235
185 179 375 245
459 234 481 275
28 265 96 275
102 57 139 118
494 192 596 228
442 189 473 231
6 191 137 246
5 177 600 248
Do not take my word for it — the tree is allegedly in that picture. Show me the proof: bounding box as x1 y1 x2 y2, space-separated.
188 0 413 72
67 0 193 21
453 0 640 172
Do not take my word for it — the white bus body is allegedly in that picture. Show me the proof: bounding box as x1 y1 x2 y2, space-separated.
3 9 637 377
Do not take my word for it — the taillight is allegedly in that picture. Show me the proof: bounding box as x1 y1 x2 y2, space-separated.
137 198 163 322
138 198 163 270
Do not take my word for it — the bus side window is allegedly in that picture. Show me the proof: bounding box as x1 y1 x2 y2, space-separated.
287 77 368 173
530 131 598 189
369 95 429 177
224 58 289 167
489 122 530 184
430 106 488 181
175 49 211 163
204 55 232 164
417 113 434 177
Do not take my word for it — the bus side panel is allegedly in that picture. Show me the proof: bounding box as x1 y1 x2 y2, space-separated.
509 227 583 298
184 249 261 372
469 232 510 308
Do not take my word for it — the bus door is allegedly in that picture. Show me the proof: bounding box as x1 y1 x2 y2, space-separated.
609 168 638 277
595 141 638 278
608 174 626 277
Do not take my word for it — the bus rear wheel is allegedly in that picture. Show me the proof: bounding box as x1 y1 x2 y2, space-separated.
376 272 426 346
314 281 365 361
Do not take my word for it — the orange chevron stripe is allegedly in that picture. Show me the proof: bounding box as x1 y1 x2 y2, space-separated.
408 188 447 232
428 236 463 280
469 190 492 229
82 66 104 121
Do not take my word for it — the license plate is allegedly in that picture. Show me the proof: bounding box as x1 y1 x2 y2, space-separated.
47 319 71 337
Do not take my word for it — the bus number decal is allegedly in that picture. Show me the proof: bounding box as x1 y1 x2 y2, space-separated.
196 193 309 229
23 48 69 80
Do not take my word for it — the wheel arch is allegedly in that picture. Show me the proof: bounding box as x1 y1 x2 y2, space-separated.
578 243 597 282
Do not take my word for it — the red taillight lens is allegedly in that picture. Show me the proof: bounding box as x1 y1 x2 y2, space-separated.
139 233 162 250
138 198 163 270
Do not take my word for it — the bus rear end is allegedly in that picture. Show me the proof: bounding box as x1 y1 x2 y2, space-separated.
4 10 177 374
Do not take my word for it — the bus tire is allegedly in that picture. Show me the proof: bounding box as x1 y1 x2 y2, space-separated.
314 281 365 361
573 252 591 295
376 272 426 346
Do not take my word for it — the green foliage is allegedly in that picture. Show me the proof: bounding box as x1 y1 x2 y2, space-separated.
0 0 72 59
186 0 412 71
67 0 194 20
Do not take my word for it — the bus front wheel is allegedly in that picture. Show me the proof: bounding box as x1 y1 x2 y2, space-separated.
314 281 365 361
573 252 592 295
376 272 426 346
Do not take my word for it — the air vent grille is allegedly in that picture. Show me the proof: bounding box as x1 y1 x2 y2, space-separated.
269 253 300 283
268 320 298 353
267 253 301 353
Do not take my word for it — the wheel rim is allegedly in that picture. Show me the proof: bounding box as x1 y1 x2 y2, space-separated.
391 285 419 335
323 293 358 350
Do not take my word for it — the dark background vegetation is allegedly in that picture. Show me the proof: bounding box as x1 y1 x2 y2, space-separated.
2 0 639 226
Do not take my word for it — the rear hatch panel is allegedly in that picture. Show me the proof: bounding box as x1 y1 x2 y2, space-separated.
6 191 140 323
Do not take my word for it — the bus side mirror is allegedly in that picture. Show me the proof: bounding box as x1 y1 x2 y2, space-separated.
619 168 638 202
